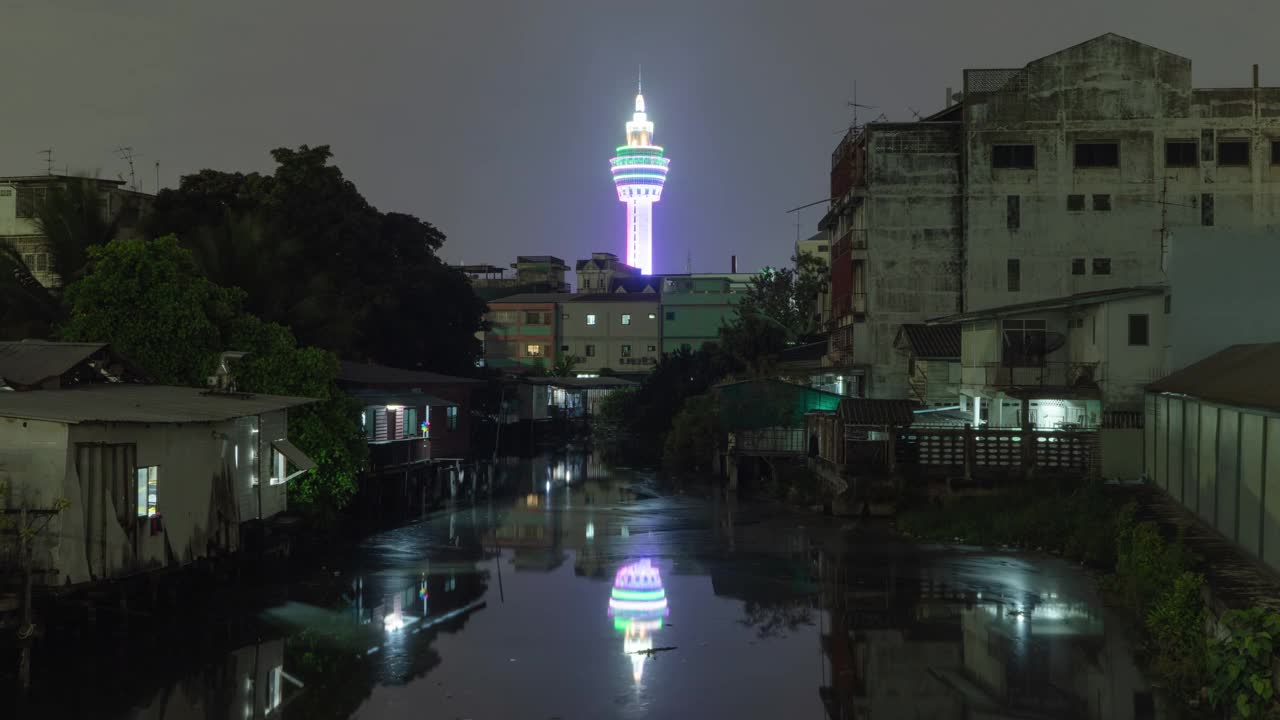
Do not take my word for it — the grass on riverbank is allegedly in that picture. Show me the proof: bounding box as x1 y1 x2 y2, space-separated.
895 480 1124 567
900 480 1280 717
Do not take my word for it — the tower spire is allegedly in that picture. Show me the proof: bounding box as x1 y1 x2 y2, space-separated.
638 64 642 95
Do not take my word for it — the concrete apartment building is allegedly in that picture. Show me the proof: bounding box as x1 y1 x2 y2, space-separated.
821 114 964 399
659 273 754 354
483 293 570 370
822 33 1280 401
0 175 151 287
561 295 662 375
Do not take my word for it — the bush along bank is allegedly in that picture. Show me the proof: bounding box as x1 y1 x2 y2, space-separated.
899 485 1280 718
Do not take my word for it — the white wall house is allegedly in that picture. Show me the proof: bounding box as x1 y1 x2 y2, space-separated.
940 286 1167 429
0 385 315 586
561 295 662 376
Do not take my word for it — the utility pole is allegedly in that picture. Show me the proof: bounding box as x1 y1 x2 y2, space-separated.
37 149 53 176
154 161 160 194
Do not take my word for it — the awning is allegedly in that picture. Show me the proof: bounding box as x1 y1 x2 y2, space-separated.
273 438 317 482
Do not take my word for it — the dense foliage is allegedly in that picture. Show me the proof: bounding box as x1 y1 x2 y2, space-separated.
146 145 486 374
662 393 721 472
60 235 366 513
720 253 828 372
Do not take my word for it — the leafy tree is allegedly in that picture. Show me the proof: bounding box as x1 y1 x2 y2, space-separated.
61 235 240 385
550 353 581 377
662 392 722 472
720 253 828 374
60 235 365 512
147 145 486 374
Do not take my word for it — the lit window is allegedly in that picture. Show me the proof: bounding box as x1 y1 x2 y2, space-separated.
136 466 159 517
647 344 656 352
648 313 656 320
526 344 542 357
271 447 286 486
621 314 631 325
447 406 459 431
586 314 597 326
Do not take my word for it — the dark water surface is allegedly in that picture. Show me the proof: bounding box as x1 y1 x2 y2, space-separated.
36 452 1171 719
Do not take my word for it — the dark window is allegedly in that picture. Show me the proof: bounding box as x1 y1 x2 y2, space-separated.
1067 194 1085 211
817 244 829 252
446 406 459 431
665 311 675 321
1093 194 1112 211
1093 258 1111 275
1201 193 1214 226
585 345 596 357
1272 141 1280 165
621 344 632 357
646 344 656 352
561 344 569 351
1006 195 1020 229
992 144 1035 169
1201 129 1215 162
1164 295 1172 314
1071 258 1086 275
15 186 46 219
1218 140 1250 166
680 343 692 352
1074 142 1119 168
1001 319 1047 367
1128 314 1150 346
1166 141 1198 167
524 311 542 324
1007 259 1020 292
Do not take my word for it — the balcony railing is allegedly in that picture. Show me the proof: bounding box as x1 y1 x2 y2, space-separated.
834 293 868 318
982 361 1102 389
368 437 431 471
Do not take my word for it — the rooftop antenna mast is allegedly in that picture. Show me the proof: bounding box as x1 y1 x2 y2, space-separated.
847 81 877 132
38 148 53 176
115 146 141 190
685 248 692 273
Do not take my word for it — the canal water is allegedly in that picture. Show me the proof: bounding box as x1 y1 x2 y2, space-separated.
29 451 1169 719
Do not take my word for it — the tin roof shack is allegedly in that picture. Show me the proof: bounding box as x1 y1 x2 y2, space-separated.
0 385 315 586
0 339 148 389
527 376 639 420
716 379 843 456
338 361 481 461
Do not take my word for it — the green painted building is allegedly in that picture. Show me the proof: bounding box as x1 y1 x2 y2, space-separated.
658 273 755 354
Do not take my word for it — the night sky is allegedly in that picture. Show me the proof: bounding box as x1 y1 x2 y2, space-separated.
6 1 1278 274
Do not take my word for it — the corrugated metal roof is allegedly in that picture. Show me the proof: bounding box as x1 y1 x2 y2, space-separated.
0 340 110 387
525 376 638 389
838 398 915 426
338 361 481 386
1147 343 1280 412
930 286 1166 324
346 388 456 407
0 385 315 424
898 324 961 359
485 293 574 305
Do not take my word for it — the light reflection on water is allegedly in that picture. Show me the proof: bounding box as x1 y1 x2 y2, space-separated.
45 450 1174 720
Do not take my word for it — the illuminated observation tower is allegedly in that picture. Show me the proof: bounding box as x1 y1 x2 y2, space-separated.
609 75 670 275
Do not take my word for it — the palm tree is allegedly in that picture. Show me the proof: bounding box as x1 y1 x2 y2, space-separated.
0 178 124 339
550 353 581 377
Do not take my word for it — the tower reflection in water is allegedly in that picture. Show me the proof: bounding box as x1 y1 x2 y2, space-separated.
608 558 669 685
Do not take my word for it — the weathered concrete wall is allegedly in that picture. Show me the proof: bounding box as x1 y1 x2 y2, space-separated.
852 123 963 398
965 34 1280 313
1167 226 1280 372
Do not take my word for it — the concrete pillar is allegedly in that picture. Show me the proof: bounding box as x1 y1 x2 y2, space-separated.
727 455 740 491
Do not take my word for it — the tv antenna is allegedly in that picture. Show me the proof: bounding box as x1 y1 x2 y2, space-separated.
685 249 693 273
115 146 141 190
907 106 923 120
38 148 53 175
786 197 834 243
845 81 877 131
